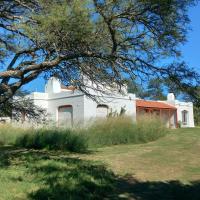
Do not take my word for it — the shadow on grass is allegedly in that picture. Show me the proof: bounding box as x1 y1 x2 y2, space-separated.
116 176 200 200
0 146 21 167
0 146 200 200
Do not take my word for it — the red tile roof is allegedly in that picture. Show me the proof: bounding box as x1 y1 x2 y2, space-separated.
136 100 177 110
61 85 76 90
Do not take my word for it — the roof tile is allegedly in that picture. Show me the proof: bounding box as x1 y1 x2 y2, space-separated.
136 100 176 110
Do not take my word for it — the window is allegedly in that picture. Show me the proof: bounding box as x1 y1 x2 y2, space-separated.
96 104 109 118
182 110 188 125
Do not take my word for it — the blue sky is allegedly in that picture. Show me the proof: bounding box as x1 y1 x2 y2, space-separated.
23 3 200 93
181 2 200 72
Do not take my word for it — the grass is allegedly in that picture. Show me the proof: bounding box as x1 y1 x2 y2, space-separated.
83 128 200 182
83 116 168 148
0 148 116 200
0 125 88 153
15 129 88 153
0 128 200 199
1 116 168 152
0 124 26 145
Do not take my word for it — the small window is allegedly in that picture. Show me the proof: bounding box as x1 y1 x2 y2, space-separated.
96 104 109 118
182 110 188 125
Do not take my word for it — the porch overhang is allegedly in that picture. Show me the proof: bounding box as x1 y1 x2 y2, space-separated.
136 100 177 110
136 100 177 128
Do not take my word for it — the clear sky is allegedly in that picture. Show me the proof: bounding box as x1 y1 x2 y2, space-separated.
181 2 200 72
23 3 200 93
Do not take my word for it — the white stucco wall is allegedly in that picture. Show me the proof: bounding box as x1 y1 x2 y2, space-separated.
31 88 136 127
83 93 136 125
31 92 136 127
25 90 85 127
175 101 194 127
29 92 48 110
165 93 195 128
46 92 85 127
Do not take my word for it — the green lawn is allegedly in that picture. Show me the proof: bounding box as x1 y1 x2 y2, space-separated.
0 128 200 200
83 128 200 182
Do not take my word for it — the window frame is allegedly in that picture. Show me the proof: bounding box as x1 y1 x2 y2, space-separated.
57 105 73 127
182 110 188 125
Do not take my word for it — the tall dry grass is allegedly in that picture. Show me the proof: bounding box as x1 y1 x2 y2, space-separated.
15 128 88 153
0 124 26 145
0 116 169 151
84 115 168 148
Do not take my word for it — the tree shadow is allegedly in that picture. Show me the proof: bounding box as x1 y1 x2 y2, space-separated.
0 146 20 167
1 146 200 200
29 159 116 200
116 176 200 200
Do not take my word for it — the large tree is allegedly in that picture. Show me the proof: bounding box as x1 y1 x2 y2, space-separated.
0 0 199 105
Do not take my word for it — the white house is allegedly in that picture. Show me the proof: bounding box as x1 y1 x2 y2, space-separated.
136 93 194 128
24 77 195 128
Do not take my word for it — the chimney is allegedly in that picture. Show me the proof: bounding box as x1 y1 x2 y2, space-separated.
45 77 61 94
167 93 175 101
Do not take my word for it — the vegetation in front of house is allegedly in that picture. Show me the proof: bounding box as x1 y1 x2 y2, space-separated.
0 128 200 200
85 116 168 148
0 124 26 146
194 105 200 126
85 128 200 182
15 129 88 153
0 116 168 152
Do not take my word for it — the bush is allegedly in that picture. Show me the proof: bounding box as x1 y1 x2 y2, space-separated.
136 115 169 142
0 124 25 146
15 129 88 153
84 116 168 148
1 116 168 152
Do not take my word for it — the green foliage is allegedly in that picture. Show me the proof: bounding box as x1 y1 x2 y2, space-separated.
0 124 26 146
15 129 88 153
0 0 199 106
1 116 168 151
127 79 148 99
194 105 200 126
127 78 167 100
146 78 166 100
22 0 96 52
0 97 46 123
0 148 116 199
1 128 200 199
1 116 169 151
84 116 168 148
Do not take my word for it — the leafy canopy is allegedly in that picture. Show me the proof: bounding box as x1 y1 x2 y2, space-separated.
0 0 199 105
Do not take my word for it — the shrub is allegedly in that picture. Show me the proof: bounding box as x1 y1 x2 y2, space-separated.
84 116 168 148
1 116 168 152
136 115 169 142
0 124 25 146
15 129 88 153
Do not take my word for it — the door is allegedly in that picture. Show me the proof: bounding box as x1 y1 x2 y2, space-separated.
58 105 73 127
